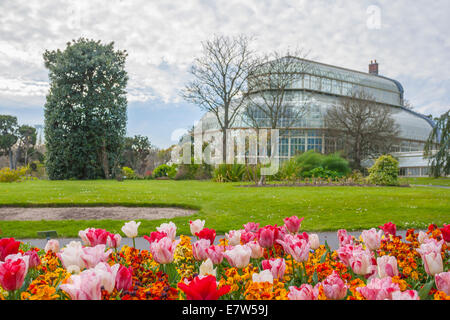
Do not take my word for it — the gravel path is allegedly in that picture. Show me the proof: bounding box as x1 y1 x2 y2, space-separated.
0 206 197 221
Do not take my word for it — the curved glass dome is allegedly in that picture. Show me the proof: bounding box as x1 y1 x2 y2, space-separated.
195 58 434 159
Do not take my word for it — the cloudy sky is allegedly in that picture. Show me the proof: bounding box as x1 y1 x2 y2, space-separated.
1 0 449 148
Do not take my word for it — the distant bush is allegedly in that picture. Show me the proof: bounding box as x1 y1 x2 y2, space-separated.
174 163 213 180
368 155 400 186
153 164 177 179
321 153 351 176
122 167 137 180
303 167 341 180
277 151 350 181
0 167 29 183
213 164 246 182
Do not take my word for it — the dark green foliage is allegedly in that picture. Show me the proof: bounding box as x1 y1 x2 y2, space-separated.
0 115 18 168
424 110 449 177
153 164 177 179
43 38 128 180
321 153 351 175
277 151 351 180
174 163 213 180
122 135 152 175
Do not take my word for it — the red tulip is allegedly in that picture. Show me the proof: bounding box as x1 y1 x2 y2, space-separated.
440 224 450 243
178 275 230 300
115 265 133 291
0 258 28 291
379 222 397 237
143 231 167 245
0 238 20 262
195 228 216 245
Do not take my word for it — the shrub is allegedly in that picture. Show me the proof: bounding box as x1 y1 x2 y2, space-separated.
276 151 351 181
0 167 29 183
213 164 246 182
321 153 351 175
294 150 324 175
122 167 137 180
303 167 341 180
368 155 400 186
153 164 177 179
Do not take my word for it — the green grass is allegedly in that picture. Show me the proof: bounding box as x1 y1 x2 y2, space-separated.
0 180 449 238
400 177 450 187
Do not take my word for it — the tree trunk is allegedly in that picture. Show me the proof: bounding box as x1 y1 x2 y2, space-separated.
9 149 13 169
101 141 110 179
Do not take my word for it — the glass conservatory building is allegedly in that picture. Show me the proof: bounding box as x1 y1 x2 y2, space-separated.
195 58 436 176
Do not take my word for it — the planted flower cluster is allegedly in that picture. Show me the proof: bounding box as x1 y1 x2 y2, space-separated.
0 218 449 300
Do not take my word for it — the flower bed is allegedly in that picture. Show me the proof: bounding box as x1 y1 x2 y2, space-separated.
0 218 449 300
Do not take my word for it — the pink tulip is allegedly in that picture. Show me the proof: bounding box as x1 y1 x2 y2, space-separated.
377 256 399 278
416 239 444 275
337 229 353 247
60 269 103 300
24 250 41 269
240 232 257 244
283 216 304 234
0 258 28 291
262 258 286 280
418 231 429 244
205 245 224 265
107 233 122 249
246 241 265 259
357 277 400 300
336 244 362 267
321 271 347 300
350 249 374 276
192 239 211 261
150 237 179 264
243 222 260 233
223 245 252 269
361 228 383 251
157 222 177 241
78 228 111 246
190 219 205 236
288 284 319 300
115 265 133 291
277 234 310 263
226 230 242 246
44 239 60 253
94 262 118 294
391 290 420 300
57 241 86 270
435 272 450 295
257 225 280 248
80 244 112 269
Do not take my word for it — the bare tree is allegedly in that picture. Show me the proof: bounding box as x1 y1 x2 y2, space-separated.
324 90 400 170
242 50 312 130
182 34 258 162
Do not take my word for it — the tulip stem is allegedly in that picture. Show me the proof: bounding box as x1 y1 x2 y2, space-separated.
132 237 136 248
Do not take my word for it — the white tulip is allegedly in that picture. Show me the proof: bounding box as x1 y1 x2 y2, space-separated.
121 221 141 238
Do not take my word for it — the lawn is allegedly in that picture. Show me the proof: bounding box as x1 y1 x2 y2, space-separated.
399 177 450 187
0 180 449 238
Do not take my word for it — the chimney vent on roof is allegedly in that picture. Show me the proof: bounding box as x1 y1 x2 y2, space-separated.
369 60 379 75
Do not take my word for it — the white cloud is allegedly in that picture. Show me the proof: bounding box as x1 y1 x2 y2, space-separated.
0 0 448 116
